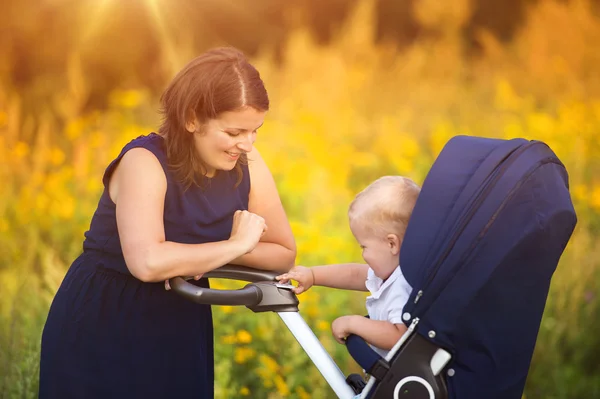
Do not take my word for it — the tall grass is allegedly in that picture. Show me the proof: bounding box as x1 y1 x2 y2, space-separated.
1 0 599 397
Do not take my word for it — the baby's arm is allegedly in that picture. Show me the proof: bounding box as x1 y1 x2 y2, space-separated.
331 315 407 350
276 263 368 294
312 263 369 291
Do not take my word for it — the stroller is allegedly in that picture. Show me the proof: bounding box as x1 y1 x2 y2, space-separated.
169 135 577 399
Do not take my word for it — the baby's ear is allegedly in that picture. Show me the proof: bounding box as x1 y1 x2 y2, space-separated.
387 234 401 256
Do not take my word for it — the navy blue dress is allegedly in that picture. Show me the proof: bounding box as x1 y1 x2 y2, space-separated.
40 133 250 398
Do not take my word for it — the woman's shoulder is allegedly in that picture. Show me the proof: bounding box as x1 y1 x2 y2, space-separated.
123 132 165 153
121 133 168 166
102 133 166 187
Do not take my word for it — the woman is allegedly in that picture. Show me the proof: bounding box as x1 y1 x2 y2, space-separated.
39 47 296 398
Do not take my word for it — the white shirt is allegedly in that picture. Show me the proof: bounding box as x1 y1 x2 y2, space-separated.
365 265 413 357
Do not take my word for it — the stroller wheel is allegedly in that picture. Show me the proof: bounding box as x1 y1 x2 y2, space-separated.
393 376 434 398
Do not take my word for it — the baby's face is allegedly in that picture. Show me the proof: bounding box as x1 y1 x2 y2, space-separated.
350 220 400 280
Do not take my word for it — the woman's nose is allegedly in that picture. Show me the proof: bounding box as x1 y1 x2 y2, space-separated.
237 132 254 152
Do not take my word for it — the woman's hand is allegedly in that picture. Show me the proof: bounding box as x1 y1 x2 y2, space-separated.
275 266 315 294
166 210 264 291
229 210 267 254
164 274 203 291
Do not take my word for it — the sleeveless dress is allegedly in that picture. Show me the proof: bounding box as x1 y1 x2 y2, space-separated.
39 133 250 398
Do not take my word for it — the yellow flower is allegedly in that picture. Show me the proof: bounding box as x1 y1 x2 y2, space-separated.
495 80 522 111
316 320 330 332
12 141 29 159
65 119 85 140
210 280 226 290
0 218 9 233
221 334 236 345
236 330 252 344
49 147 65 166
590 185 600 211
239 387 250 396
111 90 143 109
86 179 103 195
274 375 290 396
35 193 50 215
234 347 256 364
221 306 233 314
572 184 587 204
90 131 104 148
260 354 280 374
429 123 455 157
296 386 311 399
57 195 76 220
503 121 524 140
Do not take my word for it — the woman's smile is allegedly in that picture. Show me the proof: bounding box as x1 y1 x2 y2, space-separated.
225 150 242 160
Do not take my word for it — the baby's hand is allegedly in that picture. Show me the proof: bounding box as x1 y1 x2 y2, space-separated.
331 315 355 344
275 266 314 294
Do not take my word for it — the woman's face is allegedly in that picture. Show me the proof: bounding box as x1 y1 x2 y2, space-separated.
188 106 266 177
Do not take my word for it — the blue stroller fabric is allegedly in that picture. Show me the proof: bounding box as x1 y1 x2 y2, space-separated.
346 334 382 375
348 135 577 399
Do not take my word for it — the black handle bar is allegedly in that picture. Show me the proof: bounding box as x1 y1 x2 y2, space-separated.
203 264 280 282
168 276 264 306
168 265 296 309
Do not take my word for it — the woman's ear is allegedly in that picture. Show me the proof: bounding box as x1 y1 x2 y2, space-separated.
185 115 198 133
387 234 401 256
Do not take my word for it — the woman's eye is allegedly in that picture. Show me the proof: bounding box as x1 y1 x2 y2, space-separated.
225 131 239 137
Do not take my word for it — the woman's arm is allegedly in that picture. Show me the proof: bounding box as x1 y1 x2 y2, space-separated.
110 148 264 282
229 146 296 272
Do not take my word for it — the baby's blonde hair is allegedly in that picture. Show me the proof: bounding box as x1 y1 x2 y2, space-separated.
348 176 420 238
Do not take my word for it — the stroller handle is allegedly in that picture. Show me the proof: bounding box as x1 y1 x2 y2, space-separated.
202 264 281 282
170 265 356 398
169 265 299 312
168 276 263 306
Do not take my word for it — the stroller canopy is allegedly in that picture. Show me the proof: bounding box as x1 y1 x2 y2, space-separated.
398 135 577 398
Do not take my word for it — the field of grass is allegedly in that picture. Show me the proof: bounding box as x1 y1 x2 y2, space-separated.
1 0 599 397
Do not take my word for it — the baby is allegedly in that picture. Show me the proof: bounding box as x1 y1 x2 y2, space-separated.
276 176 420 357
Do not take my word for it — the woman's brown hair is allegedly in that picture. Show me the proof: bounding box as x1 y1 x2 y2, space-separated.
158 47 269 189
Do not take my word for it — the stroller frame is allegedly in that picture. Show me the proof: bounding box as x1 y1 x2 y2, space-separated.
169 267 452 399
